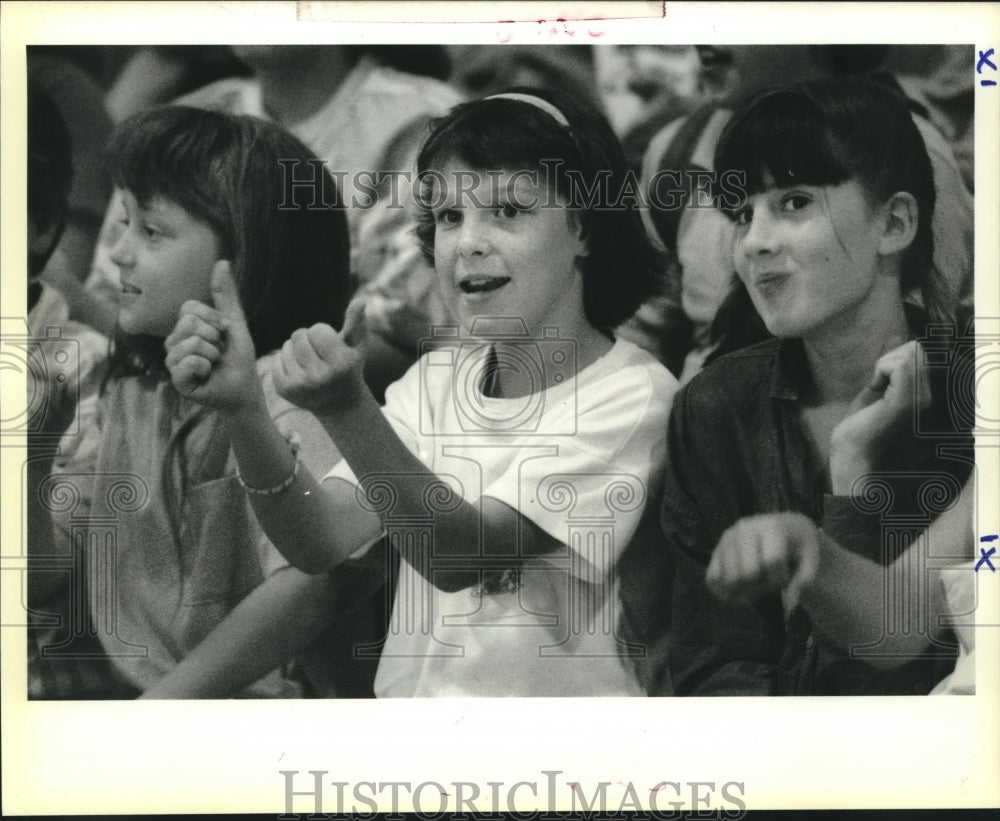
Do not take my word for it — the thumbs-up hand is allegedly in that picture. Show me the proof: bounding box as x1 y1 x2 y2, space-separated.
164 260 263 414
273 298 368 415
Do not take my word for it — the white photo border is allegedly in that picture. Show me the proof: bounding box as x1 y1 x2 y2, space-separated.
2 1 998 815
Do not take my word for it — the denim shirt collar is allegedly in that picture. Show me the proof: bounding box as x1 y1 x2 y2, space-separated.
767 302 931 404
770 337 808 402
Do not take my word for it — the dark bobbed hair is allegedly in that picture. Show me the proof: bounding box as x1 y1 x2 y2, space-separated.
709 75 948 360
412 86 661 331
107 105 350 371
27 83 73 280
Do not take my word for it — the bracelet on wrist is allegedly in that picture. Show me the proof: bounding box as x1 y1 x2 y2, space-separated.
236 431 301 496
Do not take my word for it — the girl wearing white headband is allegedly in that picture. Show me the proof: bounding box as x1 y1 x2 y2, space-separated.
164 87 678 696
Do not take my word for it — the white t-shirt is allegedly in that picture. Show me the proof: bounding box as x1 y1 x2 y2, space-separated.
327 336 678 696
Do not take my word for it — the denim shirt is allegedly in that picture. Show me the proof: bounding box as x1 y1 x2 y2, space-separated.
660 330 973 696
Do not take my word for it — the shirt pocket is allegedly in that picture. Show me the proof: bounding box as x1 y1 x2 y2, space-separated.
179 473 264 608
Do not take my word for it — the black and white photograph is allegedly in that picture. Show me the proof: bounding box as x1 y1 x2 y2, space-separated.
3 1 998 816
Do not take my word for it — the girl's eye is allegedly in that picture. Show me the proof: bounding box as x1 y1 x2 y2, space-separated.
732 206 753 227
781 194 812 213
141 223 162 240
435 209 462 226
499 203 521 219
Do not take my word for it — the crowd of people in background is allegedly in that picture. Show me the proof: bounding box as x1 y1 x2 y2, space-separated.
24 43 978 699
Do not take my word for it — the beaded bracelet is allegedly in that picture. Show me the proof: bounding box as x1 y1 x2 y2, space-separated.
236 431 301 496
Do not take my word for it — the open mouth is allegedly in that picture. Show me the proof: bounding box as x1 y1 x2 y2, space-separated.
121 282 142 295
459 276 511 295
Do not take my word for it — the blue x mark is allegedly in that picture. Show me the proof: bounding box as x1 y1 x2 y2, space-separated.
978 48 997 73
976 535 997 572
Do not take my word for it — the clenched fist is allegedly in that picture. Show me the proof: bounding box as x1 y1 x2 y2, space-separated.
165 260 263 414
707 512 822 608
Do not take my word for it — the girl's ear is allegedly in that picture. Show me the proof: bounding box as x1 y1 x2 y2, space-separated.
567 208 589 259
877 191 919 257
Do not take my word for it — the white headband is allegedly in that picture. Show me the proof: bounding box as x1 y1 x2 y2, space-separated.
483 92 571 128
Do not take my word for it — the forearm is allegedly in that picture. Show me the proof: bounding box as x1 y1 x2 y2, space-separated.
221 400 379 574
318 389 557 589
798 535 896 653
801 537 950 668
802 479 973 665
139 567 335 699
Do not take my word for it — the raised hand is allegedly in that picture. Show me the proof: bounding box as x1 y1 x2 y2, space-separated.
707 512 821 608
273 297 368 415
829 340 931 493
164 260 262 414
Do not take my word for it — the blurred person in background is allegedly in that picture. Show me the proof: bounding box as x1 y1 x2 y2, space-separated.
28 49 116 337
104 46 252 123
593 44 706 172
449 44 598 104
886 45 974 192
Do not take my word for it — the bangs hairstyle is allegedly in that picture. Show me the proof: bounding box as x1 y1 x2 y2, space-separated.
413 87 660 330
107 105 350 365
715 75 940 309
708 76 950 360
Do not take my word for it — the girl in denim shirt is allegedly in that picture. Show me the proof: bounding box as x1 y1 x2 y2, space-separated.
661 77 974 696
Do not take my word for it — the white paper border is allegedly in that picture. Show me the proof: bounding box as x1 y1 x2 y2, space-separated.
2 2 998 815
